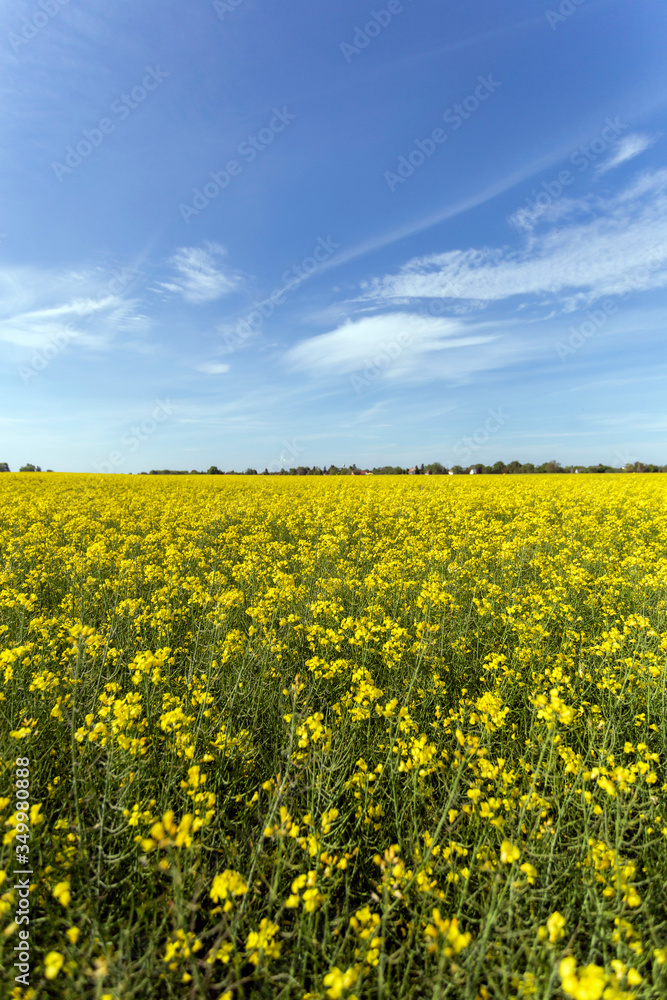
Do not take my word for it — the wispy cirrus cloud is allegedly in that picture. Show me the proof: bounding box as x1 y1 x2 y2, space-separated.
286 311 499 382
596 133 658 175
0 266 147 351
193 361 230 374
285 170 667 392
365 170 667 311
585 411 667 433
158 243 241 304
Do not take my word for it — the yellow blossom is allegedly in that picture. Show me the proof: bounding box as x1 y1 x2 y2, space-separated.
44 952 65 979
53 881 71 907
547 911 566 944
500 840 520 864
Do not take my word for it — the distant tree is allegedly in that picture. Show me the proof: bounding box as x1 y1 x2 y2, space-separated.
492 461 506 474
426 462 446 474
0 462 9 472
521 463 535 474
263 468 269 475
207 466 222 475
19 463 41 472
451 465 464 475
506 460 522 474
245 468 258 475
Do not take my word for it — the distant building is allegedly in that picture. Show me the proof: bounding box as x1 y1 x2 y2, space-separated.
408 467 417 475
448 469 455 476
424 470 432 475
469 469 477 475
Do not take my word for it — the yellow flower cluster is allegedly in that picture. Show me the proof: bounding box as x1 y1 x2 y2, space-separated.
423 910 472 956
559 956 641 1000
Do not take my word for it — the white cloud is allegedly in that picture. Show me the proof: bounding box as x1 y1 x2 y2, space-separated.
286 312 499 382
596 133 658 175
193 361 230 375
586 412 667 432
366 170 667 310
0 266 146 350
159 243 241 304
286 171 667 391
507 190 599 234
319 139 593 276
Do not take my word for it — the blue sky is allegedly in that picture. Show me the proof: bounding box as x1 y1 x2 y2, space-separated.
1 0 666 472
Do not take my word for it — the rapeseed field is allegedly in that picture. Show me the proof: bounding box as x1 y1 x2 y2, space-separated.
1 473 666 999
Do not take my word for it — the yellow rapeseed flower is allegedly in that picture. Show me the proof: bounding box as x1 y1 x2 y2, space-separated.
500 840 520 864
44 951 65 979
547 911 566 943
52 881 71 907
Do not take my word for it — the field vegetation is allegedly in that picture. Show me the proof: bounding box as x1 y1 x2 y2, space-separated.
1 473 666 999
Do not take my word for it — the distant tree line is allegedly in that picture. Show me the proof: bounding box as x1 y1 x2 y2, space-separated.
0 463 52 472
2 460 665 475
139 460 667 475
